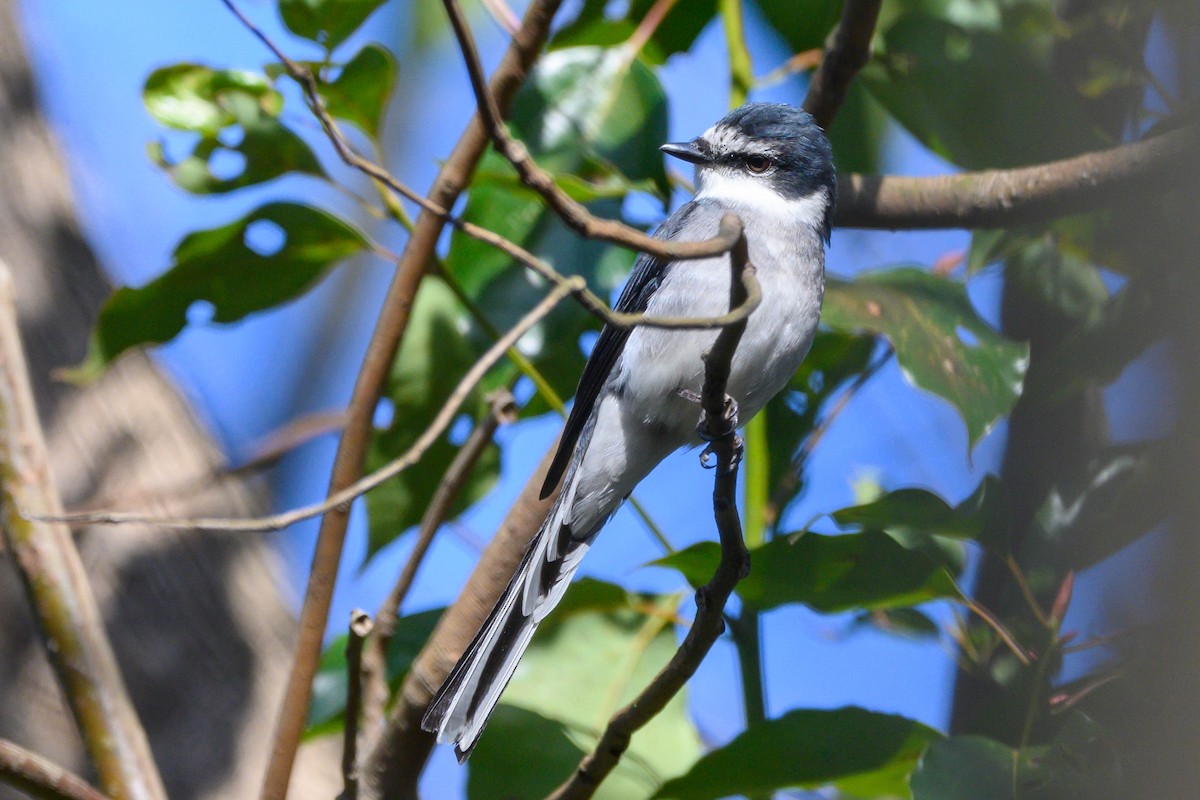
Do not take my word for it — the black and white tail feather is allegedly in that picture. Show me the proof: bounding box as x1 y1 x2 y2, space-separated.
421 102 835 762
421 419 609 762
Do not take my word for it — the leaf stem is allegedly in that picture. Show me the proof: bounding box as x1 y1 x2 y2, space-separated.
719 0 754 107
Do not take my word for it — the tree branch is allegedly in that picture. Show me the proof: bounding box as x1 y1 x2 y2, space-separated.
802 0 883 130
341 610 373 800
360 390 517 735
835 126 1199 229
0 262 166 800
547 218 753 799
440 0 745 262
250 0 566 789
0 738 110 800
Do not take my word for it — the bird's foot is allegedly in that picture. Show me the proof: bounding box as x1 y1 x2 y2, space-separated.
697 395 743 473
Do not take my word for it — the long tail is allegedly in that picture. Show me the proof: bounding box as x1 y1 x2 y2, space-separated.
421 462 599 762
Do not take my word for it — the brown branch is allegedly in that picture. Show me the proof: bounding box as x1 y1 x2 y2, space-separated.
0 738 110 800
31 281 577 533
360 390 517 735
0 263 166 800
360 444 562 798
441 0 746 262
546 219 753 800
342 610 374 800
802 0 883 130
835 126 1199 229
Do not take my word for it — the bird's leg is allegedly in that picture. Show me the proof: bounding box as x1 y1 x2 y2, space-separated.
696 395 743 472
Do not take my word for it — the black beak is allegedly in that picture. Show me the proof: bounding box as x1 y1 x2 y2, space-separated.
660 139 710 165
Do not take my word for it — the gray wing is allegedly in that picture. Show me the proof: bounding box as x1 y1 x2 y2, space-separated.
539 199 715 498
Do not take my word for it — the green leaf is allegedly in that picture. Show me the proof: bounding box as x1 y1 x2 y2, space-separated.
860 13 1108 169
823 267 1030 447
144 64 324 194
469 581 701 799
77 202 366 376
317 43 396 137
753 0 845 53
853 607 942 639
364 278 500 559
911 713 1121 799
831 475 1011 555
652 531 963 613
551 0 718 64
304 608 442 738
278 0 389 51
654 707 941 799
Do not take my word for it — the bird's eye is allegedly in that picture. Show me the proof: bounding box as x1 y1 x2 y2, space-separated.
746 155 771 174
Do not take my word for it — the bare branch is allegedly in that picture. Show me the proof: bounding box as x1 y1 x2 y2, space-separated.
0 262 166 800
440 0 745 262
0 738 110 800
802 0 883 130
835 126 1199 229
341 611 374 800
360 391 517 733
547 221 753 800
29 281 580 533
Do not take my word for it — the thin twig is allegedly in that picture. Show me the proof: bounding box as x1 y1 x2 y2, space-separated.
802 0 883 129
441 0 747 262
546 224 754 800
30 282 578 532
836 126 1199 229
342 611 374 800
0 263 166 800
240 0 566 794
360 391 517 734
0 738 110 800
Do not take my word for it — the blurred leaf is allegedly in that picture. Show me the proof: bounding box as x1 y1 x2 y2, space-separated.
552 0 718 64
1032 445 1167 570
305 608 442 738
823 267 1030 447
911 713 1120 799
75 203 365 378
278 0 389 51
1005 239 1109 325
364 278 500 559
852 607 942 639
470 581 701 799
827 81 888 175
144 64 324 193
652 531 963 613
654 707 941 799
752 0 844 52
318 43 396 136
831 475 1011 554
861 13 1108 169
763 331 877 526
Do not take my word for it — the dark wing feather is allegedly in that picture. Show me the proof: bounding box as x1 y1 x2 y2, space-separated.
538 201 703 499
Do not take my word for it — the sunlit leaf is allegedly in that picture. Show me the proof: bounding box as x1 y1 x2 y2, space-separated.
318 43 396 137
304 608 442 738
552 0 718 64
654 707 941 799
470 580 701 799
823 267 1030 447
652 531 963 613
75 202 366 378
278 0 390 51
144 64 324 193
861 13 1108 169
364 278 500 559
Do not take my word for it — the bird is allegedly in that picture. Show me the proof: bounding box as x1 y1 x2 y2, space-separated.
422 102 835 761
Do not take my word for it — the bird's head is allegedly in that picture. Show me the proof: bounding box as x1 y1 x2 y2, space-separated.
660 103 835 241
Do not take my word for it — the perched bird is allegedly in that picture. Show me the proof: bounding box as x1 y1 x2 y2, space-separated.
423 102 835 761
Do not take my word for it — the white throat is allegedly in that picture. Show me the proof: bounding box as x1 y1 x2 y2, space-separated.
695 168 828 234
